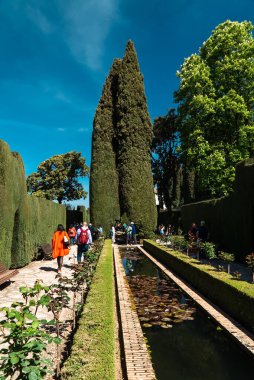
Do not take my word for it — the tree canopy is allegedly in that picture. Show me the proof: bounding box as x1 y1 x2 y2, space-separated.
27 151 89 204
174 20 254 199
152 109 182 212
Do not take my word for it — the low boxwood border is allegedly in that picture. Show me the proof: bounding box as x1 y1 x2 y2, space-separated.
61 240 115 380
143 240 254 334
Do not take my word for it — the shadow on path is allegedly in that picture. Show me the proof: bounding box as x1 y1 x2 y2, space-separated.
40 266 57 272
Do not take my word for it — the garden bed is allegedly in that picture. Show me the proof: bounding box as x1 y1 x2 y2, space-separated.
61 240 115 380
143 240 254 334
0 241 104 380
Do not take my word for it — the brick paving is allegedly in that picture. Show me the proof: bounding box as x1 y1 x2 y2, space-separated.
138 245 254 356
113 245 156 380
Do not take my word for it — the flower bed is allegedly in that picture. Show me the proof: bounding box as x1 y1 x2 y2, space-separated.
143 240 254 334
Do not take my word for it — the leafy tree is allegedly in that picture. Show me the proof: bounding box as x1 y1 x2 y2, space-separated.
152 108 182 213
27 151 89 204
116 41 157 234
175 20 254 199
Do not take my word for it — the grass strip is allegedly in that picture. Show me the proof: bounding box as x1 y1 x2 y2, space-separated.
61 240 115 380
144 240 254 333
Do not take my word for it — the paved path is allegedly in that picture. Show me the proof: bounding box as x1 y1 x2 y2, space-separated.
0 245 78 320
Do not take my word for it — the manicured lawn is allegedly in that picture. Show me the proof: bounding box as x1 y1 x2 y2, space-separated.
62 240 115 380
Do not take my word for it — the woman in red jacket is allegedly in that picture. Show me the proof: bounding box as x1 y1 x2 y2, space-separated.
52 224 70 273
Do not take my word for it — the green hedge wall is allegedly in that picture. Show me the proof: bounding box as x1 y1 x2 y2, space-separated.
143 240 254 334
0 140 66 269
182 158 254 260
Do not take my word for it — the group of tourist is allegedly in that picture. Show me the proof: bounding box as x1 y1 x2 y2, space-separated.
188 221 209 243
52 219 139 273
67 222 103 244
157 224 175 236
110 221 137 245
52 221 95 273
156 220 209 245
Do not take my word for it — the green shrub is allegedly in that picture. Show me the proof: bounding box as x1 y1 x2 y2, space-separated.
218 251 235 274
144 240 254 333
202 242 217 261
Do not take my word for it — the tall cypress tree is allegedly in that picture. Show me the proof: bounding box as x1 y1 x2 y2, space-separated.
90 59 121 230
116 41 157 234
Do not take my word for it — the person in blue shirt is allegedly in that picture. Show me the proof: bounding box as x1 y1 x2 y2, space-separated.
131 222 137 244
97 225 103 235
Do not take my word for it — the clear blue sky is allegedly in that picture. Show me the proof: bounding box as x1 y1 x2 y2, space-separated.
0 0 253 207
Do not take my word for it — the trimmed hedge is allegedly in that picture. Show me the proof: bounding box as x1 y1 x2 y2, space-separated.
0 140 66 268
61 240 115 380
143 240 254 333
182 158 254 260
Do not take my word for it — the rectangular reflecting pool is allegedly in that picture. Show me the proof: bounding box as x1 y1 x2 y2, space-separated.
120 247 254 380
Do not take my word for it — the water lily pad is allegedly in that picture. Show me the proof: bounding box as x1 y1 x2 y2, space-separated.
161 324 172 328
173 319 183 323
161 317 172 322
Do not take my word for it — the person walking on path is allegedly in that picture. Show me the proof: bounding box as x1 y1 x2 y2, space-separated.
68 224 76 245
76 222 93 264
52 224 70 273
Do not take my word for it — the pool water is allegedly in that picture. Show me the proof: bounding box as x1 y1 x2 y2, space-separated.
120 247 254 380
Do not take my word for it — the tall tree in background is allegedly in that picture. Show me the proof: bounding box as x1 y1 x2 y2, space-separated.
175 20 254 199
152 109 182 215
90 41 157 234
90 59 121 229
116 41 157 234
27 151 89 204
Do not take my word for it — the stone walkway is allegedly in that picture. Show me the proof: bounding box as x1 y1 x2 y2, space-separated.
0 246 84 379
0 246 78 320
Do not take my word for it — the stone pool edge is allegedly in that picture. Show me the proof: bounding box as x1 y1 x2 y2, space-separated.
139 245 254 357
113 244 156 380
